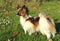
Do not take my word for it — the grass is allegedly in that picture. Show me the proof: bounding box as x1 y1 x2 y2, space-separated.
0 1 60 41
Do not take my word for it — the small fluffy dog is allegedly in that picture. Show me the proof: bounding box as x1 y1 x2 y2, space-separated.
17 5 56 41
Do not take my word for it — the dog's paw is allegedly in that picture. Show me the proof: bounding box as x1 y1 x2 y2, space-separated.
28 32 32 35
48 39 53 41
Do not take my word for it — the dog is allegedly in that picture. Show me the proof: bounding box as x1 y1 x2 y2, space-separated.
17 5 56 41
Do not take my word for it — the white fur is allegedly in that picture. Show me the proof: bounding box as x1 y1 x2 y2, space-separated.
20 16 35 35
39 13 56 39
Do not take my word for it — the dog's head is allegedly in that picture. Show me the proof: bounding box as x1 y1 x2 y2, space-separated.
16 5 29 16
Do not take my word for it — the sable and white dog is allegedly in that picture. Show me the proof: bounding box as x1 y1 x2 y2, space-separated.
17 5 56 41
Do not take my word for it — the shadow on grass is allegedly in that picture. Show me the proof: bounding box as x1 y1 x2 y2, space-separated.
54 19 60 34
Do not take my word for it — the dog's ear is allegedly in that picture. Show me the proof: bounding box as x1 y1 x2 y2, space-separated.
22 5 26 8
17 5 21 9
22 5 29 14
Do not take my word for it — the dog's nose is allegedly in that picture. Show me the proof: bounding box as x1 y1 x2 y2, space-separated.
16 12 21 16
16 12 19 15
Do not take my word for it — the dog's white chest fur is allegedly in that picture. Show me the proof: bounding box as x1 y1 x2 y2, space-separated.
20 16 35 35
20 16 26 27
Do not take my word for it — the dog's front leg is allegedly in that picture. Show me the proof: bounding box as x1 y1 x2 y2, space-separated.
24 29 27 34
23 28 27 34
28 32 32 35
28 29 34 35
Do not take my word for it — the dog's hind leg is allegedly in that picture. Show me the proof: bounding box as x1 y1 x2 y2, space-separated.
45 32 52 41
23 28 27 34
51 31 56 38
47 34 53 41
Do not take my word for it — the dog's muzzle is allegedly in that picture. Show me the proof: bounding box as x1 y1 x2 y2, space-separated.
16 12 21 16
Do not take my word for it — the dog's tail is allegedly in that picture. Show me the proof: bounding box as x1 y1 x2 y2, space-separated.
38 13 50 34
38 13 56 37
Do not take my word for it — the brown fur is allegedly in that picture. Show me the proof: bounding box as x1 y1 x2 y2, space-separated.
45 14 52 22
49 22 55 33
26 17 40 28
45 14 55 33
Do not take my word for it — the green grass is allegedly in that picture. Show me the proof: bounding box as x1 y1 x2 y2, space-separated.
0 1 60 41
